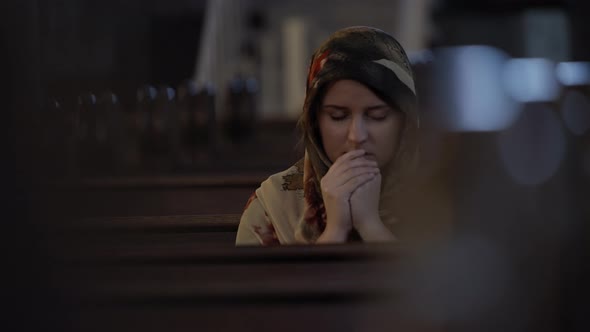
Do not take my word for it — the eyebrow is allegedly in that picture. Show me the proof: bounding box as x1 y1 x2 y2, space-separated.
322 104 391 111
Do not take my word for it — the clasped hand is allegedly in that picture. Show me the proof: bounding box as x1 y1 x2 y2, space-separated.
318 149 382 242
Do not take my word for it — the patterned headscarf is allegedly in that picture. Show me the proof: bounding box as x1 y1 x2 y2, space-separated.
295 26 419 243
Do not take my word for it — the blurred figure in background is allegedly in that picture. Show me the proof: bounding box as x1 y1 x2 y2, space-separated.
236 26 420 245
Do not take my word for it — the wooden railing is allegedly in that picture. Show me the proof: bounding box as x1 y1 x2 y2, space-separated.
54 237 431 332
47 212 567 332
59 214 241 250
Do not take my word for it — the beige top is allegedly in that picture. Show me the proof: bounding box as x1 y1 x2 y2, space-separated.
236 162 305 245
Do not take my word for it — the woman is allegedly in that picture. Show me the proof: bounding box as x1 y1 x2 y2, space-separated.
236 26 419 245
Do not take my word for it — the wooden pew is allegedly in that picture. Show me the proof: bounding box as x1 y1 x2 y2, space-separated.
50 213 568 332
59 214 241 249
55 119 302 218
63 175 266 218
56 242 442 332
52 213 437 331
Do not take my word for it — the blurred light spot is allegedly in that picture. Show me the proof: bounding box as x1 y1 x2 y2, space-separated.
556 62 590 86
497 104 566 186
503 58 560 103
137 86 158 101
148 86 157 100
203 82 215 95
431 46 519 131
246 78 259 93
78 93 97 105
230 78 245 93
409 49 435 66
166 87 175 100
562 90 590 136
186 81 199 95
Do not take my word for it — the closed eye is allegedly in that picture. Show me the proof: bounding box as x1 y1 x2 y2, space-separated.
367 113 387 121
321 106 349 121
330 113 348 121
366 108 391 121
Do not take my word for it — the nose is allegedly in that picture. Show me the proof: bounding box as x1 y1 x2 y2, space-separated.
347 116 368 146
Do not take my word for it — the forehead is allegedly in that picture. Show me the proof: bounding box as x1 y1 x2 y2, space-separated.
322 80 386 106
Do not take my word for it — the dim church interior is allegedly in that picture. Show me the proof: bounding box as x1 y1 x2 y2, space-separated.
2 0 590 331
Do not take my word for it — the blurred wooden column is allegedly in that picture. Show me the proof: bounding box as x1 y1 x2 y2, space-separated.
281 16 308 118
194 0 248 119
396 0 433 52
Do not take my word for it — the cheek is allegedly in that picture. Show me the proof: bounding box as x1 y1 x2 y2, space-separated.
374 120 403 166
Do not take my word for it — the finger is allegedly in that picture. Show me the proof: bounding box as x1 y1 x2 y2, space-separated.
351 172 381 194
338 166 379 184
331 151 377 170
347 167 382 189
339 172 377 195
328 164 378 187
323 168 376 194
341 157 378 169
332 149 366 168
330 158 378 177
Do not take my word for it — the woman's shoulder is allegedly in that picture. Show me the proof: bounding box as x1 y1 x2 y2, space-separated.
260 159 305 194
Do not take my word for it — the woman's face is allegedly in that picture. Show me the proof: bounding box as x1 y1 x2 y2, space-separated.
318 79 404 169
